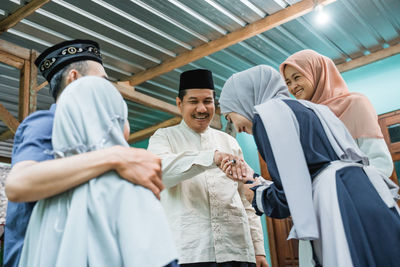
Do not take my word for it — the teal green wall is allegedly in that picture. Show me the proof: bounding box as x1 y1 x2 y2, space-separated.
343 54 400 184
131 139 149 149
342 54 400 115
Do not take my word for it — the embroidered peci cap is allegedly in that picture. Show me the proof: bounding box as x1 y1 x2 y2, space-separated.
35 39 103 83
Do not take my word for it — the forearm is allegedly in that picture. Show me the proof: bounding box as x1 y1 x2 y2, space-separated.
356 137 393 177
238 184 265 256
6 146 120 202
161 150 215 188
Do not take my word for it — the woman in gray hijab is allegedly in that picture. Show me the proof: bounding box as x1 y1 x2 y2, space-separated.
219 65 400 267
18 76 178 267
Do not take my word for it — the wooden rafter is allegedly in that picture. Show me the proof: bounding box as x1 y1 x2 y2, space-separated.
114 82 180 116
128 117 182 144
337 43 400 73
0 40 31 60
126 0 337 86
0 156 11 164
0 130 13 142
34 81 48 92
0 50 24 69
0 103 20 134
0 0 51 34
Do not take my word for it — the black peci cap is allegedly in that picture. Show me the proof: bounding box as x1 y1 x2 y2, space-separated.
179 69 214 91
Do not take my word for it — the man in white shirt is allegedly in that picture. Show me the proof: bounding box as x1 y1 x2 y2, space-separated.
148 69 268 267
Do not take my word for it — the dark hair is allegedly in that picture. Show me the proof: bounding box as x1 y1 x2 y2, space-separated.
49 61 89 100
178 89 219 108
178 89 216 101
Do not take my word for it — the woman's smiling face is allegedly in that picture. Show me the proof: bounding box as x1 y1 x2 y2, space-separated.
283 65 315 100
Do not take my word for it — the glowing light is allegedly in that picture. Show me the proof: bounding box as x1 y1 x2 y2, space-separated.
315 4 329 25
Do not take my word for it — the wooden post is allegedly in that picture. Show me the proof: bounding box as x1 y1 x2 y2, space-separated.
29 50 38 113
18 60 30 121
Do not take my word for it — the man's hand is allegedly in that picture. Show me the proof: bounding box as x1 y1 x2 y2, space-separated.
256 255 269 267
214 151 248 179
113 146 164 200
219 156 254 182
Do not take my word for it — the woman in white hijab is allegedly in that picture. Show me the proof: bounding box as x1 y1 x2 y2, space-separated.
219 65 400 267
19 76 178 267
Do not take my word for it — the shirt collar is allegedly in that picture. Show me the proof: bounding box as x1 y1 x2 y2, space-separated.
179 119 210 136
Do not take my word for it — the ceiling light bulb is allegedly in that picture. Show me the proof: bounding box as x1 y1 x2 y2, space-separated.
315 4 329 25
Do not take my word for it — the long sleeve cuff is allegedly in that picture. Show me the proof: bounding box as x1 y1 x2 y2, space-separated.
253 240 266 256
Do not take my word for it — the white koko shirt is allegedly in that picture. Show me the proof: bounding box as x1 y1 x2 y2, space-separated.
148 120 265 264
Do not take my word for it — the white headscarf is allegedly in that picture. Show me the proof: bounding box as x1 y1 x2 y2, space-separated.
219 65 290 119
51 76 128 157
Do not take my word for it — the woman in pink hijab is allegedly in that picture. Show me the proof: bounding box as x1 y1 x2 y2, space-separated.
280 50 395 267
280 49 393 178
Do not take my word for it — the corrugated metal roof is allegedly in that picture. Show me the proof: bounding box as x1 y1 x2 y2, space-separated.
1 0 400 158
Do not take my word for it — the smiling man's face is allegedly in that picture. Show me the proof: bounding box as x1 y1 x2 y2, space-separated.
176 89 215 133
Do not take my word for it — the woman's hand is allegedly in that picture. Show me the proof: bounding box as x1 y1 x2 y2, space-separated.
220 157 254 182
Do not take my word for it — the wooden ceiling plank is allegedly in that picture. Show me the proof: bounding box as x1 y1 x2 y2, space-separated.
0 0 51 34
126 0 337 86
337 43 400 73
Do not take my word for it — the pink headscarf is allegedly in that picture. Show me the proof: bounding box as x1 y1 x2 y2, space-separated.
279 49 383 139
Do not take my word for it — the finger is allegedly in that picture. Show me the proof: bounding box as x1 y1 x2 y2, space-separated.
231 164 238 179
151 174 165 192
221 161 231 172
221 156 230 165
236 160 243 179
225 165 235 180
146 181 161 200
240 159 248 177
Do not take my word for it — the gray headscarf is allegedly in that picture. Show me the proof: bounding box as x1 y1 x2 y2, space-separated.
51 76 128 157
219 65 290 119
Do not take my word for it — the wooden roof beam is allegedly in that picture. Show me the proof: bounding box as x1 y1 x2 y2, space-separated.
0 130 13 142
128 117 182 144
337 43 400 73
0 103 20 134
114 82 180 116
0 0 51 34
126 0 337 86
0 39 31 60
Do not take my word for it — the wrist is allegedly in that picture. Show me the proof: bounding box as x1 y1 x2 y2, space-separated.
107 146 125 170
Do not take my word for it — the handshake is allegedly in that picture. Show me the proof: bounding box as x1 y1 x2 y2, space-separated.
213 150 254 183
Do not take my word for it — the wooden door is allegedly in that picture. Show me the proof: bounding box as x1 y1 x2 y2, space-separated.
378 110 400 188
258 155 298 267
